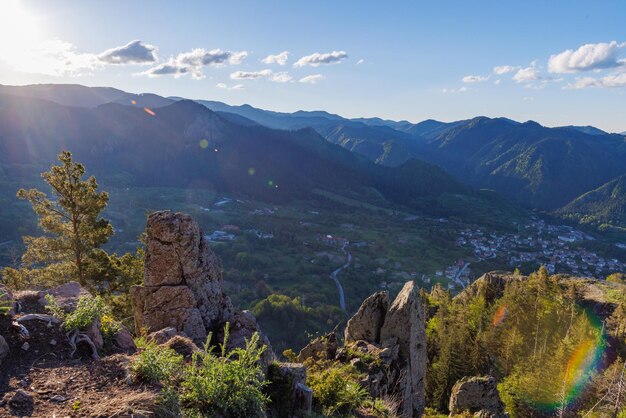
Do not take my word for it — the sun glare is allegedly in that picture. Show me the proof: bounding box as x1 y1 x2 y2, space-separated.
0 0 42 60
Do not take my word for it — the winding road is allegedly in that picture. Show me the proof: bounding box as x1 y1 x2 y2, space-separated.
454 262 471 289
329 244 350 311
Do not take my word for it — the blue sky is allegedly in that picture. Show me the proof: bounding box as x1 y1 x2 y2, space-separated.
1 0 625 132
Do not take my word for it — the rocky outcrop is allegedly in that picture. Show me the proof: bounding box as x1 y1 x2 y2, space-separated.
130 211 274 363
380 281 427 417
344 291 389 344
130 211 233 344
448 376 507 418
334 281 426 418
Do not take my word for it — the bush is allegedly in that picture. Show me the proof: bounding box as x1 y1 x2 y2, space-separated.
46 294 122 346
130 338 184 384
180 324 268 418
0 291 11 315
306 360 370 416
63 295 108 331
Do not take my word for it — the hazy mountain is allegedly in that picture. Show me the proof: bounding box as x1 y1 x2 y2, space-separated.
0 92 522 240
415 117 626 210
558 174 626 228
196 100 344 130
0 83 174 109
561 125 609 136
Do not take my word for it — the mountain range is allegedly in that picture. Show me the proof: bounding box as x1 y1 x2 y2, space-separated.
0 86 527 240
1 83 626 230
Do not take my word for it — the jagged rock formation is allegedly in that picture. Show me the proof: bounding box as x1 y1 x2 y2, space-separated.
130 211 233 343
130 211 274 365
301 281 427 417
344 291 389 343
448 376 507 417
380 281 427 417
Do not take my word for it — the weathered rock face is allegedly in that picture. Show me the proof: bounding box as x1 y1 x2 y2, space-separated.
344 291 389 344
448 376 507 418
333 281 426 418
130 211 274 364
380 281 427 418
130 211 233 343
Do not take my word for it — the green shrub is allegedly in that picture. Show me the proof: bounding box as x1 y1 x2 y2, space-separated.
306 360 370 416
44 294 66 319
130 338 184 384
180 324 269 418
63 295 107 331
0 291 11 315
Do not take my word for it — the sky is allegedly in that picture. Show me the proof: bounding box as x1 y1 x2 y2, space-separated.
1 0 625 132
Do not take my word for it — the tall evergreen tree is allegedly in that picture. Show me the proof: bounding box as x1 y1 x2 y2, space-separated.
5 151 113 287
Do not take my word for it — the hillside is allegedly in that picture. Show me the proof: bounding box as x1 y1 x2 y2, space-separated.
558 174 626 229
417 117 626 210
0 93 520 242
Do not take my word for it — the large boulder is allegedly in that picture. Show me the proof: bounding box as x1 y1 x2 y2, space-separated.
344 291 389 344
448 376 507 418
379 281 427 417
130 211 233 343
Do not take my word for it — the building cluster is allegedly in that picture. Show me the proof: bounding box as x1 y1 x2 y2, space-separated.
456 220 625 278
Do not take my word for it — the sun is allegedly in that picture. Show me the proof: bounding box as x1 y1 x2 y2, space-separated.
0 0 42 60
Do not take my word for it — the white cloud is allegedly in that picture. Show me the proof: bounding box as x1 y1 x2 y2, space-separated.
548 41 626 73
462 75 489 83
230 69 273 80
140 48 247 79
270 72 293 83
299 74 325 84
493 65 519 75
261 51 289 65
565 72 626 89
216 82 245 90
294 51 347 67
229 69 292 83
356 58 365 65
494 79 502 85
98 40 157 64
513 66 540 83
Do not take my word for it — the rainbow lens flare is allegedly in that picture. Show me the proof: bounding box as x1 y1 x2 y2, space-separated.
524 308 607 413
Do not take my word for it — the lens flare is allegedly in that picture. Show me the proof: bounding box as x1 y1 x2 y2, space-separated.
523 308 607 413
199 139 209 149
248 167 256 176
492 305 507 326
143 107 156 116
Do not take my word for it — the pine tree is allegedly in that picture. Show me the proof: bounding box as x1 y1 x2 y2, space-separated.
4 151 113 287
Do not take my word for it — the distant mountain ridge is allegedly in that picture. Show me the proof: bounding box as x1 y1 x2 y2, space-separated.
0 90 525 240
2 83 625 227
